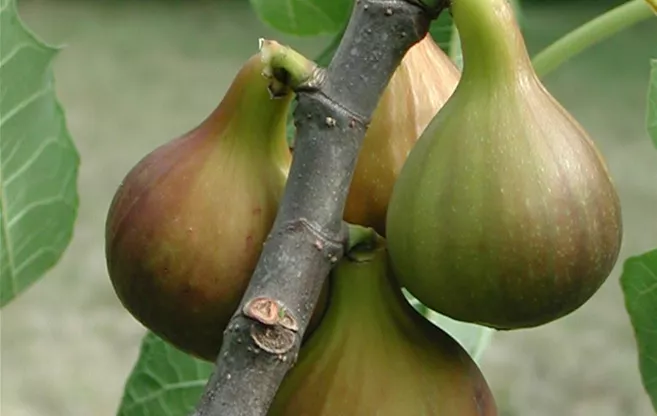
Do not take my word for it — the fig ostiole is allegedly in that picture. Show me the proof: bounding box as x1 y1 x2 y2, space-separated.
343 34 461 237
268 240 497 416
386 0 623 330
105 53 327 362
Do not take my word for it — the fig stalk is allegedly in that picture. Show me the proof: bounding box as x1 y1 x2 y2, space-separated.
532 0 656 77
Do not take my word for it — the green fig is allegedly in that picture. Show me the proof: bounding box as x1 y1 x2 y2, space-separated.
344 35 460 237
386 0 623 329
269 240 497 416
105 53 326 361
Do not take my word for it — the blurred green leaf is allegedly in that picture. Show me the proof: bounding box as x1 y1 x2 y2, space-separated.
117 332 212 416
424 309 494 361
620 249 657 411
449 28 464 70
250 0 351 36
647 59 656 147
0 0 79 307
429 12 454 54
314 32 343 68
404 289 494 362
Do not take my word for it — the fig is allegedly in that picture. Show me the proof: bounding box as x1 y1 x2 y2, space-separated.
268 239 497 416
386 0 623 329
105 53 326 361
343 35 460 237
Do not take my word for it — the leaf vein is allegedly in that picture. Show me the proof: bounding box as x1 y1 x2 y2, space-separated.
7 194 68 229
0 86 51 128
123 380 207 410
3 136 59 186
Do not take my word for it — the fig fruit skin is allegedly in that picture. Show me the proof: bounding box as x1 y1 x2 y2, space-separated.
343 35 460 237
386 0 623 330
269 242 497 416
105 54 326 362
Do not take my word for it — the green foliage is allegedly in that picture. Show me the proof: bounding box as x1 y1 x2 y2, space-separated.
117 332 212 416
617 59 657 412
620 249 657 411
648 60 657 147
0 0 79 307
250 0 351 36
424 311 494 361
405 291 494 362
429 12 455 53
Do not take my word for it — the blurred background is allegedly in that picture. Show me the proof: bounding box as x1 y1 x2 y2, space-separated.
1 0 656 415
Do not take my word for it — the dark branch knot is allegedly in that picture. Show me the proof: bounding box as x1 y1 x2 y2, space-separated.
250 324 297 355
243 297 299 332
285 218 346 261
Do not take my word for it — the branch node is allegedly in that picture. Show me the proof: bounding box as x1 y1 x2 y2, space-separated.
278 309 299 332
250 324 297 355
294 218 346 260
295 66 327 93
244 297 300 332
243 297 280 326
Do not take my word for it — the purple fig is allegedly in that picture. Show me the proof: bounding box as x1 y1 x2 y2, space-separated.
105 54 326 361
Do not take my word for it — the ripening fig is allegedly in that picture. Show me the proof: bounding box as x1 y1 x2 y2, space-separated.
386 0 623 329
343 35 460 236
105 53 326 361
269 239 497 416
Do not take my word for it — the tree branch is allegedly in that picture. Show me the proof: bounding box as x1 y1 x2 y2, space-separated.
192 1 446 415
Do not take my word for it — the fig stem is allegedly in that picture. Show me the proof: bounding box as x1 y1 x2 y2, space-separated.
191 1 444 416
346 225 386 263
259 39 319 91
346 224 379 254
532 0 655 77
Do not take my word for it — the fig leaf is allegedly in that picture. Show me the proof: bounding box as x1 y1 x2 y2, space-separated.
117 332 212 416
647 59 656 147
250 0 350 36
0 0 79 307
405 290 494 362
620 249 657 412
429 12 455 54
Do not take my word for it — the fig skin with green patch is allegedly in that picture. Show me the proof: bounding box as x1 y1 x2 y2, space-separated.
386 0 623 330
344 35 460 237
269 241 497 416
105 54 326 362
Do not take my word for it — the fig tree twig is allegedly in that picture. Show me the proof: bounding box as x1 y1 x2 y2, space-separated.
191 1 446 415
